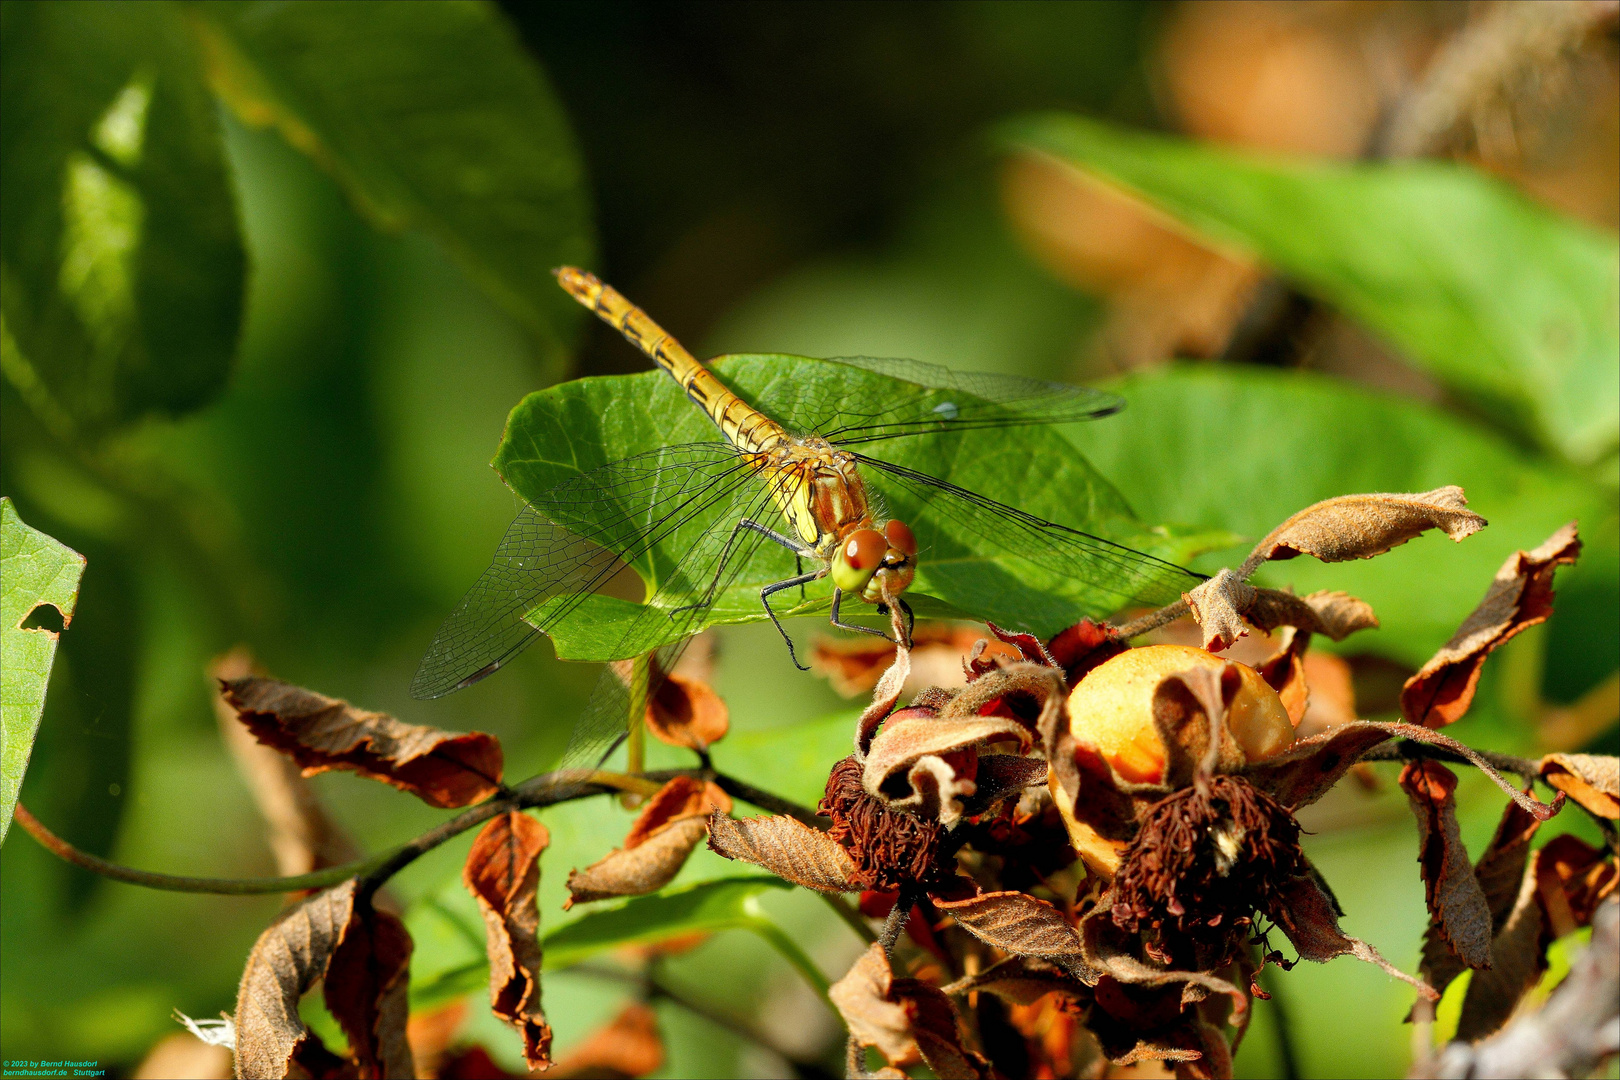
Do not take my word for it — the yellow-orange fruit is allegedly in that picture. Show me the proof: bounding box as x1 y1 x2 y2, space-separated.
1067 646 1294 784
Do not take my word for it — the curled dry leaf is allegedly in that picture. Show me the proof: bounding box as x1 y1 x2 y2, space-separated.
1269 874 1439 1001
233 879 416 1080
706 812 861 893
547 1003 663 1079
1181 568 1256 652
1246 588 1378 642
929 880 1086 965
1239 486 1486 577
1456 846 1548 1042
830 943 987 1079
1256 627 1312 729
644 669 728 752
565 778 731 907
212 651 364 881
1539 752 1620 819
462 811 552 1070
942 956 1090 1007
862 712 1032 827
855 623 913 759
1401 522 1581 729
220 676 503 808
1399 761 1494 970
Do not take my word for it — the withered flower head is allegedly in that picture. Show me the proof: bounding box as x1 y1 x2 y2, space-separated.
820 751 949 891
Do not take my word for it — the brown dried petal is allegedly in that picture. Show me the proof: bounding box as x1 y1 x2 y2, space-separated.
1182 569 1257 652
463 811 552 1070
323 902 414 1080
706 812 860 892
1271 874 1438 1000
234 882 356 1080
221 676 502 808
1246 588 1379 642
547 1003 663 1079
1539 752 1620 819
1240 486 1486 576
644 670 729 752
1399 761 1493 970
930 878 1086 964
831 944 987 1079
1402 522 1582 728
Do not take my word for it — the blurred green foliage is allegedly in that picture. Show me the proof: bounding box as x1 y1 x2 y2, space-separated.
1 2 1614 1078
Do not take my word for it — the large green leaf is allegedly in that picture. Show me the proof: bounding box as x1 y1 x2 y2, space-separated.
0 0 245 432
541 876 796 970
1064 365 1619 671
189 0 593 354
1000 113 1620 465
495 354 1228 661
1 497 85 844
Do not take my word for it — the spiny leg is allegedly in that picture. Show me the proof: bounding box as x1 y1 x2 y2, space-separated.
830 588 898 642
762 570 827 671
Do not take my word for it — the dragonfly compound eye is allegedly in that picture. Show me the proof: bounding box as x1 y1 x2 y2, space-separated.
883 519 917 560
832 529 886 593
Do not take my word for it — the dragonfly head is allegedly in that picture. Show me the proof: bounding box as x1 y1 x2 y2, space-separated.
832 520 917 603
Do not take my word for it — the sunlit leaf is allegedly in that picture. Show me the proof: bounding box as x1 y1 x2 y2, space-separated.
1 497 85 844
188 0 593 356
1062 365 1618 670
0 0 245 430
497 354 1230 661
1001 113 1620 464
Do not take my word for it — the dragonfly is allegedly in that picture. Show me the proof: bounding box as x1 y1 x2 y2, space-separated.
412 267 1206 773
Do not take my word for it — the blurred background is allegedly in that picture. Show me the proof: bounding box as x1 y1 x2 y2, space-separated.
2 2 1616 1077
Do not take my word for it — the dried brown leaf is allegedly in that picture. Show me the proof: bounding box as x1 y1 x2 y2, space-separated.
212 652 363 880
943 956 1091 1007
1256 627 1312 729
462 811 552 1070
644 670 728 752
1182 569 1257 652
1400 761 1493 970
1246 588 1378 642
220 677 503 808
1078 911 1247 1022
1299 650 1357 739
1402 523 1582 728
930 879 1086 963
547 1003 663 1079
323 902 414 1079
1457 850 1548 1042
566 817 710 908
830 944 987 1079
1151 665 1246 788
855 631 913 758
706 812 860 893
1240 487 1486 575
862 711 1032 826
1539 752 1620 819
234 882 355 1079
623 777 733 849
1537 834 1620 933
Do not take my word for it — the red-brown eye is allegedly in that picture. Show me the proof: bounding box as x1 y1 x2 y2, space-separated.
843 529 886 570
884 520 917 557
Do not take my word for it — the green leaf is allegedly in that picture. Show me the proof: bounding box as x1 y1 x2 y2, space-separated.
1000 113 1620 464
188 0 593 353
0 0 246 431
1 497 86 844
495 354 1225 661
1064 365 1618 669
542 876 794 970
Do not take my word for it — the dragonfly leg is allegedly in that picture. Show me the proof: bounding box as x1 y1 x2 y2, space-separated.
762 570 827 671
830 588 898 642
670 518 813 617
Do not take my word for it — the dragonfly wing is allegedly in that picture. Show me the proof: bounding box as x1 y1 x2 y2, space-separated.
410 443 757 699
855 453 1205 616
774 355 1124 445
553 474 792 773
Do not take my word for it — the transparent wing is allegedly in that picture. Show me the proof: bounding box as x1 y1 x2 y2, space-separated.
553 471 795 774
770 356 1124 445
854 453 1205 614
411 443 765 699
